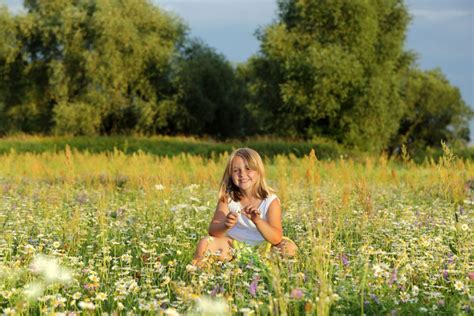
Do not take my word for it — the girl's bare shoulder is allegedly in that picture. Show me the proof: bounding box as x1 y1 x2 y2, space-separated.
267 194 281 210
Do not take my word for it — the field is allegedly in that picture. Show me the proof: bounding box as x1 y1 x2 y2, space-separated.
0 145 473 315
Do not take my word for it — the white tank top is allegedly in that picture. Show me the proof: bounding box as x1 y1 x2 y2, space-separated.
226 194 278 246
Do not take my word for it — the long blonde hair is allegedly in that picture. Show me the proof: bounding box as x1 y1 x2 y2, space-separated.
218 148 273 202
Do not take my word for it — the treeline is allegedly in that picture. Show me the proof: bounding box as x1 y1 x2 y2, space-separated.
0 0 471 154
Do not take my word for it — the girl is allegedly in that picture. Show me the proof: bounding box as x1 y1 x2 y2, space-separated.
193 148 297 264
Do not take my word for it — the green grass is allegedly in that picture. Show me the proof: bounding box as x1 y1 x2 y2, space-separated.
0 135 350 160
1 135 473 163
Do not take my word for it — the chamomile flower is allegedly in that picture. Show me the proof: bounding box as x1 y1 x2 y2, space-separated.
399 291 410 303
412 285 419 297
72 292 82 300
95 292 107 301
454 280 464 291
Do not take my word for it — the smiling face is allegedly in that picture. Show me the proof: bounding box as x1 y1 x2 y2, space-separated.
231 156 259 194
218 148 270 203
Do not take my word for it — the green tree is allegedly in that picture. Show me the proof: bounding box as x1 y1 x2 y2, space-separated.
172 39 248 138
246 0 411 150
0 0 185 135
390 68 472 156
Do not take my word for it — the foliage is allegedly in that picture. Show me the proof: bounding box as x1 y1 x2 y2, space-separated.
52 102 102 136
0 0 471 153
389 68 472 157
171 39 248 138
245 0 411 151
0 0 185 135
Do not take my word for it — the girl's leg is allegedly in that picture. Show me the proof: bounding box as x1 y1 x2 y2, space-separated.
272 237 297 257
193 235 234 264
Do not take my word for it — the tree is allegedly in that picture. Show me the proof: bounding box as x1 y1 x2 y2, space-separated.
0 0 185 135
171 39 248 138
246 0 411 151
389 68 472 155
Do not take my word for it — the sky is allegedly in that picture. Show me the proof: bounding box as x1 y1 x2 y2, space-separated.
2 0 473 139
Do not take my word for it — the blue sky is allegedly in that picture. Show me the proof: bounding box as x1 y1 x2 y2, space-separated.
2 0 473 139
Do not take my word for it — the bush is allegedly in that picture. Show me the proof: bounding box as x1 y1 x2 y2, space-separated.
53 102 102 136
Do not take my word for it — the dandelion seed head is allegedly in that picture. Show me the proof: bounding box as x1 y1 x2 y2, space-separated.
164 308 179 315
78 301 95 310
30 255 71 284
23 282 44 300
239 307 254 315
155 184 165 191
2 307 16 315
195 296 229 315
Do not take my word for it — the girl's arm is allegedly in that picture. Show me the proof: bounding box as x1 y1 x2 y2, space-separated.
247 199 283 245
208 200 238 237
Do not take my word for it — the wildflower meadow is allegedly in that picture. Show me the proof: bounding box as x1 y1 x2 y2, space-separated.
0 145 472 315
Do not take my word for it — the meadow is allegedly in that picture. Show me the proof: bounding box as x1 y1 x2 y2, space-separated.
0 144 472 315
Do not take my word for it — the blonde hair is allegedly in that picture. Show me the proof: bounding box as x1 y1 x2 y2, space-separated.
218 148 273 202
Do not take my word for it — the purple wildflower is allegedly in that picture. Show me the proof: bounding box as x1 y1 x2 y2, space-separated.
389 268 398 285
248 275 259 297
468 272 474 281
443 269 449 280
210 285 224 297
2 183 11 194
28 238 38 246
370 293 380 305
290 288 303 299
340 254 349 267
75 191 88 205
447 254 454 264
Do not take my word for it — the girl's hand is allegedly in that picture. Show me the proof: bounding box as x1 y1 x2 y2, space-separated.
242 205 261 223
224 211 239 229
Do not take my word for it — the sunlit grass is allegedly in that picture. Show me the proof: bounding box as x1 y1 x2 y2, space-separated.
0 147 472 314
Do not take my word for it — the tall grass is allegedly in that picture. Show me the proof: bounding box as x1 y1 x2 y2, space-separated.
0 146 472 314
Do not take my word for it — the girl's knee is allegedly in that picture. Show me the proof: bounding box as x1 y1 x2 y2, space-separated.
195 235 232 260
273 239 297 257
285 240 298 256
194 236 213 257
198 235 214 246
